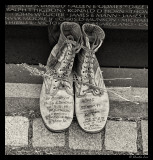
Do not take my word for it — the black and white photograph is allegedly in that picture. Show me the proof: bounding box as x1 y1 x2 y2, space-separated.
5 5 148 156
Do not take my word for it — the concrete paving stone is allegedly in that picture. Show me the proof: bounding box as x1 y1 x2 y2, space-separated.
32 118 65 147
5 116 29 146
69 121 102 150
105 120 137 152
141 120 148 153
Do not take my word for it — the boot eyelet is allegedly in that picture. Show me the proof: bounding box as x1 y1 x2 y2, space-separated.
95 89 99 94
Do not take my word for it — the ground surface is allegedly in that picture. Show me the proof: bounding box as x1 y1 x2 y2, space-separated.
5 64 148 155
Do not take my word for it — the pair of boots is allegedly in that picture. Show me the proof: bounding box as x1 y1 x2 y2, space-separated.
40 22 109 133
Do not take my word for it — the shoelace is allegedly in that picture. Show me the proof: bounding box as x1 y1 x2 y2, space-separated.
73 43 104 96
56 38 81 77
44 74 74 96
44 38 82 96
73 71 104 97
19 63 139 104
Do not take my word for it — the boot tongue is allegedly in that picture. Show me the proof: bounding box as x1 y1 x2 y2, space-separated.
84 36 91 49
84 34 98 50
87 33 102 51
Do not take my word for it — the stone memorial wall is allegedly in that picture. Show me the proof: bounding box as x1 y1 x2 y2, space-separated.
5 5 148 30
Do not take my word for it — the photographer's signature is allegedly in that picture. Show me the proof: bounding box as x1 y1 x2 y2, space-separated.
129 155 148 158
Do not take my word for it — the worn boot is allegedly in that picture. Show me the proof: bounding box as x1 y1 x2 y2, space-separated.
40 22 82 132
74 23 109 133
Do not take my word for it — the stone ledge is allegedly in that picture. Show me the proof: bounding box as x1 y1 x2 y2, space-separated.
5 82 148 119
5 64 148 87
5 83 148 102
5 97 148 119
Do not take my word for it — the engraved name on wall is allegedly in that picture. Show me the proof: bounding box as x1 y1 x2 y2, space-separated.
5 5 148 30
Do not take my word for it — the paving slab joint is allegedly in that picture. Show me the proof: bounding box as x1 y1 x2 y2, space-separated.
136 120 143 155
28 118 33 148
